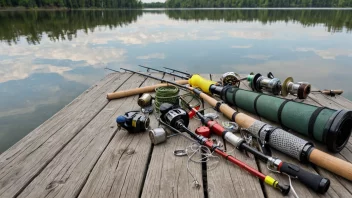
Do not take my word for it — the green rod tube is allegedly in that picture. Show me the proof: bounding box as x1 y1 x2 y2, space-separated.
219 86 352 153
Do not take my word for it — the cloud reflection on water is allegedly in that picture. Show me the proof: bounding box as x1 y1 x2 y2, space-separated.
0 10 352 153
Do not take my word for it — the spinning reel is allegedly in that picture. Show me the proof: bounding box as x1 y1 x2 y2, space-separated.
281 77 311 99
149 106 190 145
116 111 150 133
220 72 241 87
247 73 282 95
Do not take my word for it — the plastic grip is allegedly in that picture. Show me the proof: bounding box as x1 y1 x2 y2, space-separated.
189 74 216 94
280 162 330 194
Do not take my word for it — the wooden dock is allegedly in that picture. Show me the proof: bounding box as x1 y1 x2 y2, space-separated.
1 72 352 198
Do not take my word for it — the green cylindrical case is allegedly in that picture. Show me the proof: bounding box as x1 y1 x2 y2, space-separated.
223 87 352 152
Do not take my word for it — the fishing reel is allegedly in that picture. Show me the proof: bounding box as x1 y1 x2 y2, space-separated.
116 111 150 133
138 93 153 107
149 106 190 145
138 93 154 114
281 77 311 99
220 72 241 87
248 73 281 95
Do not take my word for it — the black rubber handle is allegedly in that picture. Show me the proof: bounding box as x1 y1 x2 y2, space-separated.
279 162 330 194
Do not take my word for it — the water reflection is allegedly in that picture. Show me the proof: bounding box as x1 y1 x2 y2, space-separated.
0 10 143 45
0 9 352 153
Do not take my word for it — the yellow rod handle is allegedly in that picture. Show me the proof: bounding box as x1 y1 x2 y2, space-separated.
188 74 217 94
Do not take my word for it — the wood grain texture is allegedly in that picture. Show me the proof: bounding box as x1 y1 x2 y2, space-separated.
1 72 352 198
0 73 133 198
141 74 204 198
77 73 164 198
16 73 147 198
206 74 265 198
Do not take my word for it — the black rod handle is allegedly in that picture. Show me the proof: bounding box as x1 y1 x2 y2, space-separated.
279 162 330 194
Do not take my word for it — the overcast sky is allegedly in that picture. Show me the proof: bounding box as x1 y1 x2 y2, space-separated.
142 0 165 2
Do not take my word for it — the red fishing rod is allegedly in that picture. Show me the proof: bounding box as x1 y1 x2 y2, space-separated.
180 98 330 194
156 108 290 195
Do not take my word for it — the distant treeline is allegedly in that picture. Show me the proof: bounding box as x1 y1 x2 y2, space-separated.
0 0 142 8
0 10 142 44
166 9 352 32
1 9 351 45
143 2 164 8
165 0 352 7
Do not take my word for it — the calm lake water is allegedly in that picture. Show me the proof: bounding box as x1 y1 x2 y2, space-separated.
0 9 352 153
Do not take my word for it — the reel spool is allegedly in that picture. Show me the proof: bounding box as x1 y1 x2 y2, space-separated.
247 73 282 95
281 77 311 99
221 72 241 87
116 111 150 133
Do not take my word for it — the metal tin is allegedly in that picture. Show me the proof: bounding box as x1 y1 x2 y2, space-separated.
149 128 167 145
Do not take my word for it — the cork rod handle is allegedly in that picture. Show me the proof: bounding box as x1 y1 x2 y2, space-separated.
106 80 189 100
309 148 352 181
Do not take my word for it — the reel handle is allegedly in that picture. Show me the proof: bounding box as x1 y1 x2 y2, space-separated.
189 74 217 94
106 80 188 100
279 162 330 194
321 89 343 95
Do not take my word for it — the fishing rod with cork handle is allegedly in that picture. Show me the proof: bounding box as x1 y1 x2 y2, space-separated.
179 97 330 194
104 68 188 100
121 68 352 181
188 75 352 153
155 108 290 195
150 67 351 153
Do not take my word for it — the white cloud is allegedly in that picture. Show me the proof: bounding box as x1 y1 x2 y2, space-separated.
228 31 273 40
244 54 271 60
137 53 165 60
295 48 352 60
231 45 253 49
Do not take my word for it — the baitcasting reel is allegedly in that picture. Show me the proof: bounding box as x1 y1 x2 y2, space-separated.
149 107 190 145
248 73 282 95
281 77 311 99
220 72 241 87
116 111 150 133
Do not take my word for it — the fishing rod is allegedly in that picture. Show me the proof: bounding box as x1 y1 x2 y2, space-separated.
156 108 290 195
138 65 188 80
163 66 192 77
147 66 351 153
121 68 352 181
142 65 244 87
104 67 189 100
179 98 329 194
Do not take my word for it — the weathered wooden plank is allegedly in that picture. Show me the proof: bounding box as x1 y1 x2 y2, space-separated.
0 73 121 162
141 74 204 198
79 74 184 197
16 73 148 198
309 86 352 110
206 74 264 198
0 73 133 198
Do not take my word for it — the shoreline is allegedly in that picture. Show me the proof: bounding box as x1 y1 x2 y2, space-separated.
1 7 352 11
